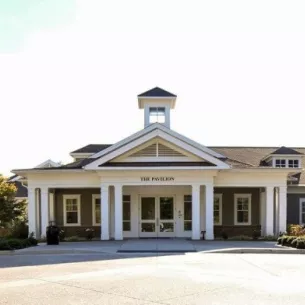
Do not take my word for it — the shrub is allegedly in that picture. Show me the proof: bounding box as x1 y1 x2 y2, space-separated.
291 238 298 248
66 236 79 242
0 239 11 250
230 235 252 241
277 236 283 244
10 221 28 239
296 238 305 249
7 238 23 250
281 236 289 246
0 227 11 238
22 239 32 248
287 224 305 236
59 229 65 241
27 233 38 246
287 236 297 246
221 231 228 240
252 230 260 240
262 235 277 241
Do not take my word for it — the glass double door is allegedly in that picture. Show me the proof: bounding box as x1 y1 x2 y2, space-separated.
140 196 175 237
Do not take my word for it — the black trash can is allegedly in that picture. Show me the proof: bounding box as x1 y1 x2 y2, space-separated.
46 221 60 245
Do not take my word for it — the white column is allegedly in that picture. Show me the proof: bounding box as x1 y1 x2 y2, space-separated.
28 187 37 237
265 186 274 236
260 190 266 236
49 192 55 222
35 189 41 239
279 186 287 234
192 184 201 240
40 187 49 238
114 184 123 240
101 185 110 240
205 183 214 240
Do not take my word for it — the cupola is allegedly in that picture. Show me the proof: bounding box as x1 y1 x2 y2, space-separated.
137 87 177 129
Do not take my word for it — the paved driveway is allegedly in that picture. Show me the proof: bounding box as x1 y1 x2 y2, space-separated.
0 252 304 304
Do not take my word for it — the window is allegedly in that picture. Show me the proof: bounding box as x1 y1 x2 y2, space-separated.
92 194 101 225
234 194 251 225
184 195 192 231
123 195 131 231
149 107 165 124
288 159 299 168
275 159 286 168
300 199 305 225
63 195 81 226
214 194 222 225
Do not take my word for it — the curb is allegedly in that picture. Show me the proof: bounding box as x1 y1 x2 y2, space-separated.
198 248 305 254
117 250 197 253
0 250 15 255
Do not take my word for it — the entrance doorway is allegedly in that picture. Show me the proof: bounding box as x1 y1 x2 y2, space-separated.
139 196 175 237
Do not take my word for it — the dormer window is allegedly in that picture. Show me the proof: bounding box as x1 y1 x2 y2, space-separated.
288 159 299 168
274 158 300 168
149 107 165 124
275 159 286 168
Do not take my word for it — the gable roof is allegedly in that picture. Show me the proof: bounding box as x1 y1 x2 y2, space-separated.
270 146 303 155
138 87 177 97
84 123 229 169
71 144 112 154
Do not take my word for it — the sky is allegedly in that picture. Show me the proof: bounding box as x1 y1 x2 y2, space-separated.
0 0 305 176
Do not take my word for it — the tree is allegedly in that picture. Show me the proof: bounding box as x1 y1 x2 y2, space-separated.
0 175 26 227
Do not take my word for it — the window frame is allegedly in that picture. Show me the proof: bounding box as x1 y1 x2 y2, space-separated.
183 195 192 232
299 198 305 225
214 194 223 225
63 194 81 226
288 159 299 168
275 159 286 168
149 107 166 124
92 194 101 226
123 195 131 232
234 194 252 225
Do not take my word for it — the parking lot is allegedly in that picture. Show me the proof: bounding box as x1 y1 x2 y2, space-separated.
1 251 305 305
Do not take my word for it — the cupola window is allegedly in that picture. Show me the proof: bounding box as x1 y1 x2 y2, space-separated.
149 107 165 124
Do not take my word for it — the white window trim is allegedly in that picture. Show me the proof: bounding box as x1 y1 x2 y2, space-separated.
299 198 305 225
92 194 101 226
273 157 301 168
234 194 252 225
63 194 81 226
214 194 223 225
123 195 131 231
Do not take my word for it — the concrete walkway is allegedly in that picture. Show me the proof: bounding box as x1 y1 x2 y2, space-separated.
118 239 196 253
2 239 304 255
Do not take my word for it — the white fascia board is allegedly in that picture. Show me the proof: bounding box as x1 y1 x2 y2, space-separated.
85 129 230 169
89 124 158 159
157 124 226 159
12 169 84 177
230 168 301 174
70 153 94 158
97 167 222 171
138 97 176 108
